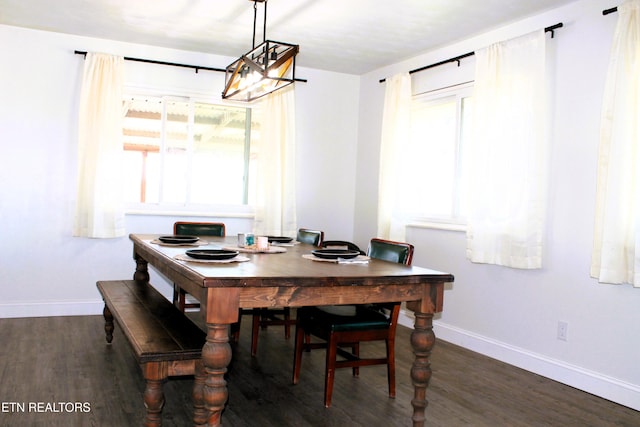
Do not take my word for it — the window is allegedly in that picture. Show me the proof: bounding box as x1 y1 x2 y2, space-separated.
122 96 258 210
400 83 472 224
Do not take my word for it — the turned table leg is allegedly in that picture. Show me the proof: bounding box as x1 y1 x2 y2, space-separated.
199 324 232 427
134 253 150 284
193 360 208 425
103 305 114 343
410 312 436 427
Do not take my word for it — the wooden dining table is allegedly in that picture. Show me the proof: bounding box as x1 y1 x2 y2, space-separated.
129 233 454 427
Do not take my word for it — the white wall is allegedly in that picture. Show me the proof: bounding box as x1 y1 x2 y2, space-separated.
2 0 639 412
0 25 360 315
294 67 360 240
356 0 640 411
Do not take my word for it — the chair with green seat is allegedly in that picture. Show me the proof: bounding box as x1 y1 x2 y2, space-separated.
249 228 324 356
172 221 226 312
174 221 226 238
296 228 324 246
320 240 366 254
292 237 414 407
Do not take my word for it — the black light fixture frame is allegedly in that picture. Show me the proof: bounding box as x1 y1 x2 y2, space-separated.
222 0 299 102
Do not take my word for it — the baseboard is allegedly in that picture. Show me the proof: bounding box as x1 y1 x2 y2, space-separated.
0 281 175 319
0 301 104 318
400 312 640 412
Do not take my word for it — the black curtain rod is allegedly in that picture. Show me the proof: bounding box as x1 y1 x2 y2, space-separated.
75 50 226 73
603 7 618 15
379 22 563 83
74 50 307 83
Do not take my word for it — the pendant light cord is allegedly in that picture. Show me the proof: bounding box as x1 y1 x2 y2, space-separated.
263 0 268 44
252 0 268 49
252 1 258 49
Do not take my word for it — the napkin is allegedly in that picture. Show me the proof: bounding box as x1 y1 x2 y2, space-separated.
337 258 369 264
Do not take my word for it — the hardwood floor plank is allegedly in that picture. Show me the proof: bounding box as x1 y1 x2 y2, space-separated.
0 315 637 426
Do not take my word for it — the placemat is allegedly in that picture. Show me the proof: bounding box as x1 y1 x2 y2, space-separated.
223 245 287 254
302 254 370 264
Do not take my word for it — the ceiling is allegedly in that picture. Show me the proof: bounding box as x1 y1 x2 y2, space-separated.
0 0 577 74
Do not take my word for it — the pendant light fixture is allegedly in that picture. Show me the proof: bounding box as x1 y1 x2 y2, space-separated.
222 0 299 102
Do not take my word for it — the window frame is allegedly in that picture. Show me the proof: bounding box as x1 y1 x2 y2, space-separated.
406 81 473 229
121 87 256 217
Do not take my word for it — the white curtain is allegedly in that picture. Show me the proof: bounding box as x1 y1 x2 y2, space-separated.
252 87 297 237
465 30 548 269
591 0 640 286
73 53 126 238
377 72 412 240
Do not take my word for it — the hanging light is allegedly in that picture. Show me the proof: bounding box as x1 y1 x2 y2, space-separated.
222 0 299 102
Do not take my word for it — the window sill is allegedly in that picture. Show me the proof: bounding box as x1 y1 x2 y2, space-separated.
407 221 466 232
126 210 254 218
125 204 254 219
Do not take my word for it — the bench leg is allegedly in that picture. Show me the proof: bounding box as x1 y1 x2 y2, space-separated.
142 362 168 427
143 378 165 427
103 305 114 343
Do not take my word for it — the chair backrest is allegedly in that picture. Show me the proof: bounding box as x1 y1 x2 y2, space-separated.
321 240 365 255
367 238 414 266
173 221 226 237
297 228 324 246
367 238 414 316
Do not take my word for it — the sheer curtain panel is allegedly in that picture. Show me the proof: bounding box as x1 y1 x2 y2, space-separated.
591 0 640 286
465 30 548 269
377 72 412 241
73 53 126 238
252 87 297 237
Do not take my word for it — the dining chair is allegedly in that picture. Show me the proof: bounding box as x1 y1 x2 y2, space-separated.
292 237 414 407
294 238 366 345
172 221 226 312
296 228 325 246
320 240 366 254
174 221 226 238
249 228 324 356
295 239 367 347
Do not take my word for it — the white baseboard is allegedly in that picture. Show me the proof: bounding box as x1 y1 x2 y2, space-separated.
400 312 640 412
0 301 104 318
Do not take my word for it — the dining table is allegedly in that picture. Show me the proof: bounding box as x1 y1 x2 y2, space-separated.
129 233 454 427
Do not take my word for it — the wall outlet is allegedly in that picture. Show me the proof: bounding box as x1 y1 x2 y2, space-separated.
557 321 568 341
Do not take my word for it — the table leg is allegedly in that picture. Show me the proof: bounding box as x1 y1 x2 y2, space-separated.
193 360 207 426
133 253 150 284
198 323 232 427
410 311 436 427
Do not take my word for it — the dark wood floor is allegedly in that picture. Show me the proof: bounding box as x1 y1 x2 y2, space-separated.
0 314 637 427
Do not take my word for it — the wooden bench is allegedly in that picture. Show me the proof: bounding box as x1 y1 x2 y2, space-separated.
96 280 207 427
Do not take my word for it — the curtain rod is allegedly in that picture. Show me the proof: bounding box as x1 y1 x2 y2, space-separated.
379 22 563 83
74 50 308 82
603 7 617 15
74 50 226 73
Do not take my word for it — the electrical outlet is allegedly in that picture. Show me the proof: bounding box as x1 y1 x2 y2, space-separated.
557 321 568 341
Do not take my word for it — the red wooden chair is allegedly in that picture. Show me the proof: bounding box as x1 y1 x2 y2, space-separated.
248 228 324 356
292 238 414 407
